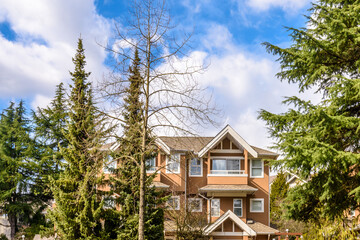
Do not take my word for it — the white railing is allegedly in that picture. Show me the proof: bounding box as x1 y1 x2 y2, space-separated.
210 170 246 175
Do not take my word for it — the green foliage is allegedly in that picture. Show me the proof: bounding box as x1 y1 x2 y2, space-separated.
105 48 165 239
0 101 45 239
0 234 8 240
48 38 106 239
260 0 360 224
270 172 289 223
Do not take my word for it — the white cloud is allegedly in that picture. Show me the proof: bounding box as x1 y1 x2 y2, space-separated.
31 94 52 110
245 0 309 12
0 0 111 108
193 23 322 148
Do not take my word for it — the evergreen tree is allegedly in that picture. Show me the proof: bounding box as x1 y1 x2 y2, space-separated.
107 48 164 240
0 101 37 239
33 82 68 174
32 83 68 204
260 0 360 224
48 38 105 239
270 172 289 224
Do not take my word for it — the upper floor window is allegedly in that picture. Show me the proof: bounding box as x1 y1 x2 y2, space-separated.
188 198 202 212
146 156 157 173
103 155 116 174
166 153 180 174
167 196 180 210
211 158 243 175
103 196 116 209
189 158 202 176
250 198 264 212
211 199 220 217
233 199 243 217
250 159 263 178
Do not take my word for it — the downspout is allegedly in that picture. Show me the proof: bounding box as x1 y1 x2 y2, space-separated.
199 193 211 224
184 153 187 209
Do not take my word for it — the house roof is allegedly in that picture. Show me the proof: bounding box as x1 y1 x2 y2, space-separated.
199 184 258 193
248 222 279 234
158 136 213 153
157 125 278 158
204 210 278 236
204 210 257 236
151 181 170 189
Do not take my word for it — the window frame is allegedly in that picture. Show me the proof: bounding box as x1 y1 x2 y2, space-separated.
233 199 243 217
166 153 181 174
250 198 264 213
189 157 203 177
167 196 180 210
250 159 264 178
211 198 220 217
103 155 117 174
188 198 203 212
146 156 157 173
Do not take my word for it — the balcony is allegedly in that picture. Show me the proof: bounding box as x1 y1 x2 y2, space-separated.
209 169 246 176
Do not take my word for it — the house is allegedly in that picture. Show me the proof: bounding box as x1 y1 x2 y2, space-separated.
146 125 279 240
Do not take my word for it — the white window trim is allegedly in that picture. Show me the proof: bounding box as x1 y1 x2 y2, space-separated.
188 198 202 212
211 198 220 217
250 159 264 178
233 199 243 217
146 156 157 173
167 196 180 210
250 198 264 213
166 153 181 174
189 158 203 177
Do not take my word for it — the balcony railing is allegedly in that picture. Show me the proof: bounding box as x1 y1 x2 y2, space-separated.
209 170 246 175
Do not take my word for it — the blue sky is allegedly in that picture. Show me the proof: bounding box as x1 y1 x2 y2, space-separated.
0 0 319 149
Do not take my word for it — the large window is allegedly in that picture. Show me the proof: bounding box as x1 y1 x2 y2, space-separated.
250 198 264 212
189 158 202 176
146 156 157 173
211 199 220 217
166 153 181 174
250 159 263 178
211 158 242 175
103 156 116 174
167 196 180 210
233 199 242 217
188 198 202 212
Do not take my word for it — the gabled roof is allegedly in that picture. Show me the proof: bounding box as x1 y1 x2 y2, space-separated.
157 136 213 154
198 125 258 158
204 210 257 236
155 125 278 158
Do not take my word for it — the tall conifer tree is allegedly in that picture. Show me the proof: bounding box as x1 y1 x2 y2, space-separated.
260 0 360 225
107 48 164 240
0 101 37 239
48 38 105 239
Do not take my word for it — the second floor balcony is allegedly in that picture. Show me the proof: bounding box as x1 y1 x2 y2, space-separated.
208 158 247 177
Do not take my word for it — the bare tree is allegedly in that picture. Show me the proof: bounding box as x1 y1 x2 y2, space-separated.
99 0 218 239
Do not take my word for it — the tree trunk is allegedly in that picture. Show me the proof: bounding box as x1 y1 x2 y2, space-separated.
138 153 145 240
8 214 16 240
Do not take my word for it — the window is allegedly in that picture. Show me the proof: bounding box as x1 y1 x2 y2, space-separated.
146 156 157 173
211 199 220 217
103 197 116 209
250 159 263 178
233 199 242 217
211 158 242 175
103 155 116 174
250 198 264 212
189 158 202 176
167 196 180 210
188 198 202 212
166 153 181 174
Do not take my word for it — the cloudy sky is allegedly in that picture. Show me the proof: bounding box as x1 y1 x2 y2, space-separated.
0 0 320 150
